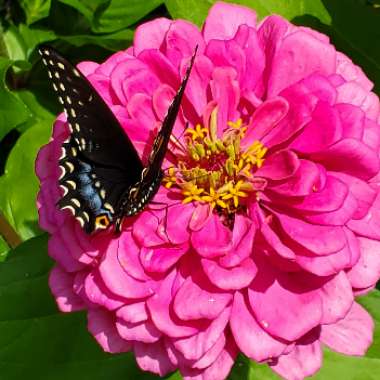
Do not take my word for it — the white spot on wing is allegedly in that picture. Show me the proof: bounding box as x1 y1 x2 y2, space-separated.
57 62 65 70
71 198 81 207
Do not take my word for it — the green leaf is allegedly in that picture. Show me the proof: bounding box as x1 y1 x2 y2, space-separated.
20 0 52 25
60 0 164 32
0 58 30 140
165 0 380 92
61 28 134 51
165 0 331 27
0 235 177 379
0 119 52 242
0 236 9 262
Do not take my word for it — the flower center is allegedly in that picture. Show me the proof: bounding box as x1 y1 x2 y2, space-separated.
163 108 268 215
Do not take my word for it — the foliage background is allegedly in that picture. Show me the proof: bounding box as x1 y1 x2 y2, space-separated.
0 0 379 379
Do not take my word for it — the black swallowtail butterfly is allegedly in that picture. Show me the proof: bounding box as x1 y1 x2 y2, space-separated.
38 45 196 234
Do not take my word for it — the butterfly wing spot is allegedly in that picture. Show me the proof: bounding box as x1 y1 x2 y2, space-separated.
95 214 110 229
52 83 58 91
59 83 65 91
70 108 77 118
94 181 100 188
59 147 67 159
88 94 93 102
104 203 115 213
71 198 81 207
48 71 52 78
76 216 85 228
48 59 54 65
78 100 84 106
59 165 66 180
57 62 65 70
71 147 77 156
61 205 76 215
66 180 76 189
58 96 64 105
100 189 106 199
73 68 81 77
60 185 68 196
54 71 60 79
82 211 90 222
43 49 50 56
74 123 80 132
66 96 72 104
66 161 75 173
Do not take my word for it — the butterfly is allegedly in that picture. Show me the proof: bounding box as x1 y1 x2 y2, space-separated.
38 45 196 234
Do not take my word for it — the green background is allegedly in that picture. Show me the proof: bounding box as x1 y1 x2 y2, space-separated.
0 1 379 379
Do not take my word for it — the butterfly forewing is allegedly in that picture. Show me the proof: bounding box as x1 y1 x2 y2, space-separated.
39 45 196 233
39 45 144 232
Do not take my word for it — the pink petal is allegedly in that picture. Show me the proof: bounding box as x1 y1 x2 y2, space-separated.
192 333 226 369
133 210 166 247
140 244 189 273
117 232 152 281
256 149 299 180
270 160 324 197
276 212 346 255
173 307 231 360
290 101 342 153
321 302 374 355
268 30 336 96
116 317 162 343
173 269 232 320
249 265 322 341
48 233 85 272
346 237 380 289
202 2 256 43
164 20 206 68
135 340 176 376
348 192 380 240
182 54 213 117
311 138 380 180
87 308 131 353
230 292 287 362
165 203 194 244
206 39 246 86
134 18 172 55
319 271 354 325
84 270 125 310
116 302 148 324
182 343 237 380
331 172 377 220
49 266 85 312
234 24 265 91
191 214 232 258
98 240 156 299
336 103 364 139
201 258 257 290
210 67 240 136
219 214 256 267
337 81 379 121
270 334 322 380
243 97 289 145
147 270 201 338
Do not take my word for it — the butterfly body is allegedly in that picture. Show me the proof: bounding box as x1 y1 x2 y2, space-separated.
39 45 195 233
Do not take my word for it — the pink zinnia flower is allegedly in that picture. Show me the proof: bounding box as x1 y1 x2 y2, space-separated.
36 2 380 379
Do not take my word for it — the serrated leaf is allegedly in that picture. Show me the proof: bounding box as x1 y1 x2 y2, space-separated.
0 58 30 140
0 119 51 243
20 0 52 25
0 235 179 379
